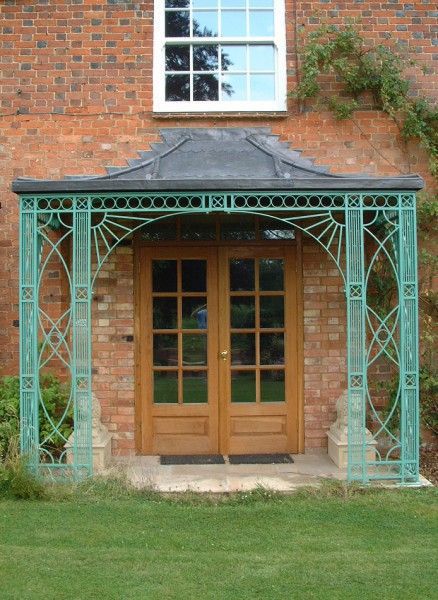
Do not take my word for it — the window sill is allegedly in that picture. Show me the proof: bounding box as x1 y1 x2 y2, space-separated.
152 111 289 120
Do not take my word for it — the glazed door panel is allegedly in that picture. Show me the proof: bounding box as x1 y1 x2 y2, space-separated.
137 247 219 454
218 246 299 454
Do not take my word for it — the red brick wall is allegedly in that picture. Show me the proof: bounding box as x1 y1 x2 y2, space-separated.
0 1 436 454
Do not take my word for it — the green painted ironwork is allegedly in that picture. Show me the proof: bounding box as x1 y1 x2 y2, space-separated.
18 191 419 483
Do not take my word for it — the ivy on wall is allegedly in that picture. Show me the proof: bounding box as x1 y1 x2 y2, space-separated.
293 24 437 435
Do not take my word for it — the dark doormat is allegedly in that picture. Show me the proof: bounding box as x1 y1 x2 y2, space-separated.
228 454 294 465
160 455 225 465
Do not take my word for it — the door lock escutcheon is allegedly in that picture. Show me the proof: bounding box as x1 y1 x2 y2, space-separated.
219 350 229 361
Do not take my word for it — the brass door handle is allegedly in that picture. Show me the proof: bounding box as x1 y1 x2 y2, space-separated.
219 350 229 361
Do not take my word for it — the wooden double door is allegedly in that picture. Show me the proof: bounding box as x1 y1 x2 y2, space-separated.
135 244 302 455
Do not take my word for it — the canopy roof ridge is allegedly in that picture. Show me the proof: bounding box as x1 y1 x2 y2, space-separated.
12 127 424 193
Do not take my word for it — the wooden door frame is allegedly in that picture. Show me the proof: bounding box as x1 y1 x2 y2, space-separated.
133 232 304 455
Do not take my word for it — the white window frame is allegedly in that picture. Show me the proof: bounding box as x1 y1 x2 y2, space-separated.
153 0 287 113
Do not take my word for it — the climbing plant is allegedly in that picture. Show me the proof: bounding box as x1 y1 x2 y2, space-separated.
293 23 438 176
294 23 438 435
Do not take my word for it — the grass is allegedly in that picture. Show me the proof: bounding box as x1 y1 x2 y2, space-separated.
0 481 437 600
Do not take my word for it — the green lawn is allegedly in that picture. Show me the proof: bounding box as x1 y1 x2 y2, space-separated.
0 487 437 600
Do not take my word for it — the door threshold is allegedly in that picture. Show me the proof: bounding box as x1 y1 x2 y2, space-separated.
159 454 294 465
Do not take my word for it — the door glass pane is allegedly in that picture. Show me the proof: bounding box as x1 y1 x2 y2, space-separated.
182 260 207 292
259 258 284 291
260 333 284 365
165 11 190 37
230 259 255 291
261 370 284 402
183 371 207 403
153 334 178 366
231 370 256 403
221 216 255 240
183 334 207 365
153 298 177 329
182 297 207 329
141 220 177 241
230 296 255 329
153 260 177 292
260 296 284 328
259 219 295 240
231 333 255 365
154 371 178 404
181 215 216 240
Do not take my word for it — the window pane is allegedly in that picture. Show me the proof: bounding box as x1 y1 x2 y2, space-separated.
230 259 255 291
194 74 219 100
182 297 207 329
222 216 255 240
222 0 246 7
166 0 189 7
183 371 207 404
183 334 207 366
193 45 219 71
259 219 295 240
222 74 247 101
260 296 284 328
249 74 275 100
221 10 246 37
231 333 255 365
153 260 177 292
193 10 218 37
165 11 190 37
260 333 284 365
249 45 274 71
231 297 255 329
153 298 178 329
166 74 190 101
249 0 273 6
165 45 190 71
153 334 178 366
154 371 178 404
259 258 284 291
141 220 177 241
261 370 284 403
221 45 246 72
182 260 206 292
193 0 217 6
231 371 256 403
249 10 274 36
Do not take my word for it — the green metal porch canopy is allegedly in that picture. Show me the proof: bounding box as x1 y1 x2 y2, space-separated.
13 128 423 484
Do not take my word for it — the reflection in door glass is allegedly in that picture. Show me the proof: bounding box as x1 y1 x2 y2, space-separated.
259 259 284 291
231 333 255 365
182 260 207 292
182 297 207 329
153 297 178 329
261 370 285 403
152 260 177 292
153 334 178 366
154 371 178 404
183 334 207 366
183 371 207 403
260 296 284 328
230 296 255 329
231 370 256 403
230 259 255 291
260 333 284 365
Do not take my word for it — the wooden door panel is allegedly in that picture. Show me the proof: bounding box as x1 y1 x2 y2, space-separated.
219 246 300 455
136 246 219 455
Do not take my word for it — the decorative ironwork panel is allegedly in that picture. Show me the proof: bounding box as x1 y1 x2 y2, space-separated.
18 191 419 483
